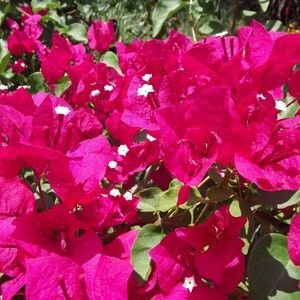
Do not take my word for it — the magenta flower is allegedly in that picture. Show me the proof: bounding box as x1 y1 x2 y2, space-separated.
288 212 300 266
149 206 246 298
155 86 232 186
3 206 133 299
87 19 115 53
41 34 73 83
9 58 28 74
7 29 37 55
235 116 300 191
23 14 43 41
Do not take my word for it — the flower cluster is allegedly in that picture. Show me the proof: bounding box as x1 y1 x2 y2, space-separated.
0 4 300 299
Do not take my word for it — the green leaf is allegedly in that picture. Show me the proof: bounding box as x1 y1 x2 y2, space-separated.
152 0 188 37
242 10 259 18
278 98 300 119
131 224 165 284
41 10 68 30
199 19 225 36
0 39 10 76
31 0 61 12
100 51 122 75
67 23 87 43
277 190 300 209
206 185 234 202
28 72 48 94
258 0 270 12
137 187 161 212
249 189 296 207
0 2 11 26
55 75 70 97
248 233 300 300
157 180 183 212
265 20 285 32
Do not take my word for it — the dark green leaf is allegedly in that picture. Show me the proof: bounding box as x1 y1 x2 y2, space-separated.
0 2 11 26
31 0 61 12
199 19 225 35
28 72 48 93
277 190 300 209
152 0 188 37
206 185 234 202
249 189 297 207
248 233 300 300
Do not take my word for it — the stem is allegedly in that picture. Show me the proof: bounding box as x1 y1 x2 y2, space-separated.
34 173 47 211
189 0 197 42
26 52 36 73
195 203 209 224
230 0 240 34
197 175 210 188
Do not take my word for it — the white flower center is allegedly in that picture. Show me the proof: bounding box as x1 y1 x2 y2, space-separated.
146 134 156 141
123 191 133 201
215 31 228 37
90 89 100 97
137 84 154 97
108 160 118 169
183 276 197 293
275 100 287 111
17 85 30 90
55 105 71 115
110 188 121 197
118 144 129 156
142 73 152 82
257 93 266 101
104 84 114 91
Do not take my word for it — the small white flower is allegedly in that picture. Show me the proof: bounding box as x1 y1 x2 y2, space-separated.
146 134 157 141
257 93 266 101
123 191 133 201
215 31 228 37
142 73 152 82
104 84 114 91
137 84 154 97
275 100 287 111
17 85 30 90
108 160 118 169
90 89 100 97
110 188 121 197
118 144 129 156
182 276 197 293
55 105 71 115
0 85 8 91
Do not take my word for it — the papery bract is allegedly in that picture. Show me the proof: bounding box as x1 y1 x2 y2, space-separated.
0 177 36 217
41 34 73 83
288 212 300 265
235 116 300 191
87 19 115 53
149 206 245 298
9 58 27 74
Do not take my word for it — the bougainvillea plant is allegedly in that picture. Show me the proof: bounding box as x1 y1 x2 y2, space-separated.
0 1 300 299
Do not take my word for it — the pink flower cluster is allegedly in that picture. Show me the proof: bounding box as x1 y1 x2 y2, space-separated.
1 6 300 299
